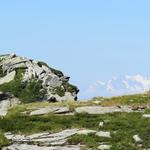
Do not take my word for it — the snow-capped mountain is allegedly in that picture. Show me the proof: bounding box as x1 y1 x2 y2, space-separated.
83 74 150 98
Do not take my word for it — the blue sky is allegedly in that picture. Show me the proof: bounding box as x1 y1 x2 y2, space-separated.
0 1 150 99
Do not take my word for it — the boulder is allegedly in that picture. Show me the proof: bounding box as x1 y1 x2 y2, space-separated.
30 106 70 116
0 92 20 116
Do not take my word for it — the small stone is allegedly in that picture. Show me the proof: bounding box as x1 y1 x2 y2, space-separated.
143 114 150 118
98 145 111 150
99 122 104 127
93 100 101 105
96 131 111 138
133 135 142 142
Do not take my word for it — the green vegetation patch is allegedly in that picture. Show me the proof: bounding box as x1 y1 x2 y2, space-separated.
0 66 6 78
50 67 64 77
37 61 64 77
0 69 46 103
67 134 109 149
0 131 10 149
63 82 78 94
53 86 65 97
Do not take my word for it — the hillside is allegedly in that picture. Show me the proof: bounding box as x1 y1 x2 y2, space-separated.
0 54 150 150
0 92 150 150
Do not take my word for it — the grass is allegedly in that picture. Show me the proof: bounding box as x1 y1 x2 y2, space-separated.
20 100 93 111
0 131 10 149
0 66 6 78
0 69 46 103
0 105 149 149
67 134 103 149
0 91 150 149
93 93 150 106
37 61 64 77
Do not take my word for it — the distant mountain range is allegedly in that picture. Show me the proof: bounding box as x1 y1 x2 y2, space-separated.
84 74 150 98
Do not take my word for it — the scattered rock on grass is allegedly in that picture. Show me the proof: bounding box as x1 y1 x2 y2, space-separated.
143 114 150 118
133 135 142 143
96 131 111 138
98 144 111 150
99 122 104 127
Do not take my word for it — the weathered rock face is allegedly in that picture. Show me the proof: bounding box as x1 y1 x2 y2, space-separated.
0 54 79 102
0 91 20 116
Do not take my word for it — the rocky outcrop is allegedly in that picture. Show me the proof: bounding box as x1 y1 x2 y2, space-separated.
3 129 111 150
3 144 81 150
0 54 79 102
4 129 79 146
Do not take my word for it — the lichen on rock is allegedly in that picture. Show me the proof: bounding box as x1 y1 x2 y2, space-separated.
0 54 79 103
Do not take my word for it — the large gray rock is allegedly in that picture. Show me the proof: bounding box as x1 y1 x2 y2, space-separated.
0 56 28 73
75 106 138 114
0 54 79 102
30 106 70 116
0 92 20 116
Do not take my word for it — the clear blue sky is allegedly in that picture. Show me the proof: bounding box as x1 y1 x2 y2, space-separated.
0 1 150 99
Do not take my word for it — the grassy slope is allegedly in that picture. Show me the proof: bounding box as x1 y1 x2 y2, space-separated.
94 92 150 106
0 93 150 149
